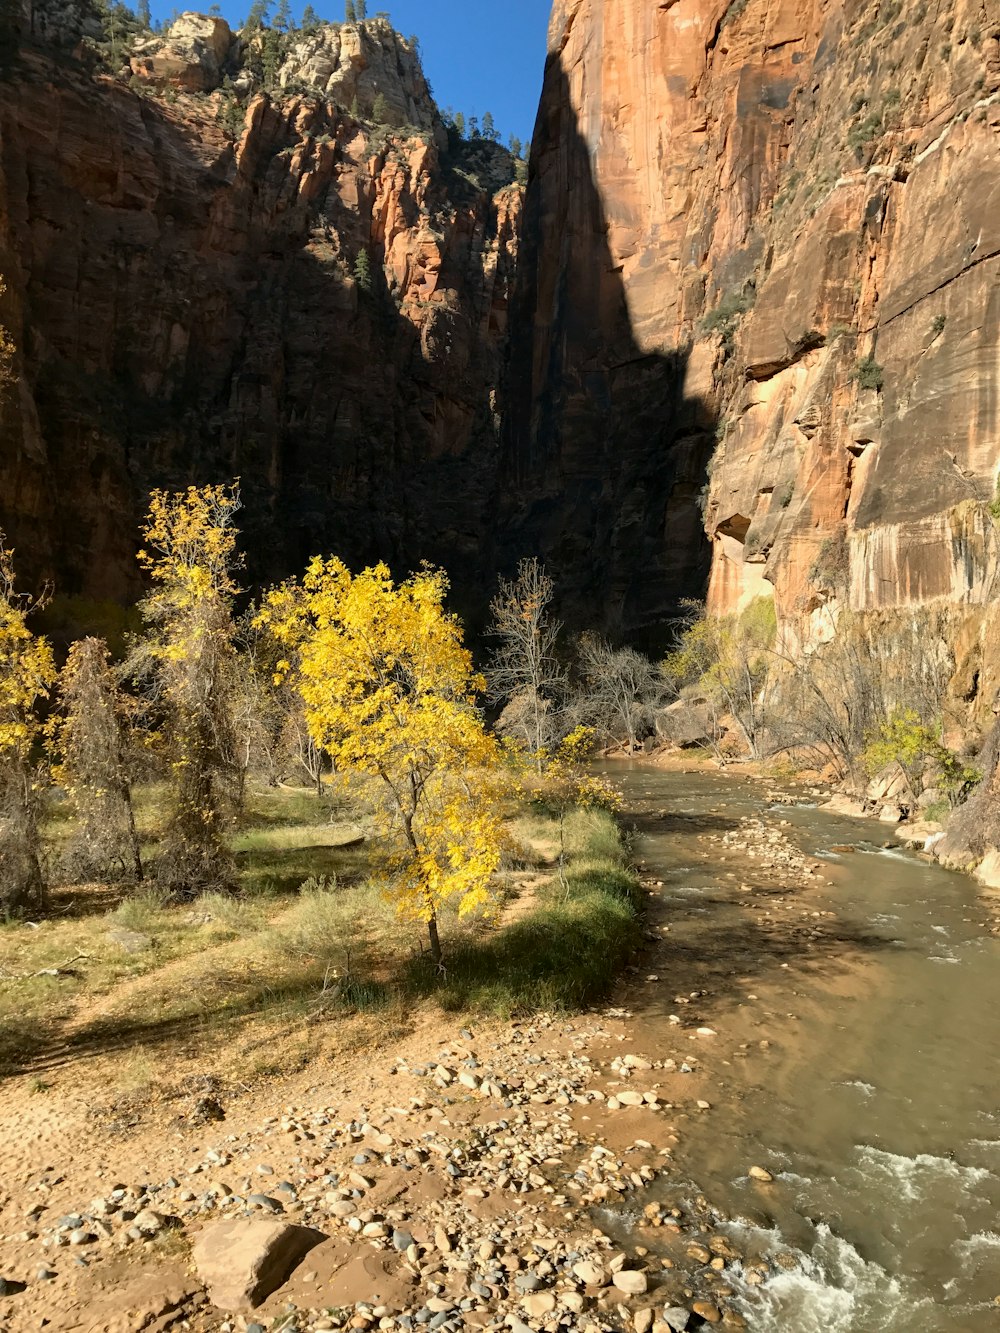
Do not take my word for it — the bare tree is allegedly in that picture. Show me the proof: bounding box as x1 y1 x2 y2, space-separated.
572 634 667 750
769 608 957 788
486 558 566 768
49 637 143 882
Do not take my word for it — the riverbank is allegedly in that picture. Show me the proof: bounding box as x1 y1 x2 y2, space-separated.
0 771 861 1333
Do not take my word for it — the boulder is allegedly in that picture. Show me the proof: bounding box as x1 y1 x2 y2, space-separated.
655 699 715 749
866 762 914 808
191 1220 326 1310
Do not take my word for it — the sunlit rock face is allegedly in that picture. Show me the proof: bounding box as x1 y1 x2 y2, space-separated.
502 0 1000 675
0 12 519 619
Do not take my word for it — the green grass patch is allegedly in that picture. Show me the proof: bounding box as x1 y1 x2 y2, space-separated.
405 808 642 1017
0 792 640 1083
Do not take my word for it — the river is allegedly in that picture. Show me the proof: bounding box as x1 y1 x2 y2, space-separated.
605 763 1000 1332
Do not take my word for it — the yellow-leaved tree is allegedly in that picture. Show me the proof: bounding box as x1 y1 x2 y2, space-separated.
260 560 506 964
133 483 242 896
0 534 55 911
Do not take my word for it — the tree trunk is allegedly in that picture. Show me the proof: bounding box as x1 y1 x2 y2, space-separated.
124 791 144 882
427 912 442 966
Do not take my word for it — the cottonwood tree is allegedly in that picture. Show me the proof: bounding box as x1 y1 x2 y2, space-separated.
260 560 506 964
133 483 242 896
573 634 666 750
48 637 143 882
0 536 55 912
486 557 566 769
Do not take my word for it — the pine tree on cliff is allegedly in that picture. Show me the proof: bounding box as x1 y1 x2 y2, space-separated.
372 91 388 124
353 250 372 292
344 0 356 20
274 0 291 32
244 0 270 33
356 0 367 18
137 0 151 29
301 3 318 28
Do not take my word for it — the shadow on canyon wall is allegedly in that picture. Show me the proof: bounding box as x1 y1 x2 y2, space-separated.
499 55 715 654
0 36 508 630
0 36 715 651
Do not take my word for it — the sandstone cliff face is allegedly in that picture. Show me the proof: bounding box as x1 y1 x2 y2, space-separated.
0 20 519 614
505 0 1000 677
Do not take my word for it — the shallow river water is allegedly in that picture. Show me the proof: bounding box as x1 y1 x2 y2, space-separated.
607 764 1000 1332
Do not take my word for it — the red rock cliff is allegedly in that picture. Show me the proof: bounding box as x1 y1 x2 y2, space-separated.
504 0 1000 674
0 15 520 618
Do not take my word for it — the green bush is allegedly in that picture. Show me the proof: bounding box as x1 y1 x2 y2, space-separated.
699 287 755 342
852 354 885 391
862 709 980 806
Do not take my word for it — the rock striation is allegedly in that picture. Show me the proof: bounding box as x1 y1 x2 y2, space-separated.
0 11 519 616
503 0 1000 669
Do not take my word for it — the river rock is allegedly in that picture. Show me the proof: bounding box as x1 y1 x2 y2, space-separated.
191 1219 326 1310
612 1269 648 1295
572 1260 607 1287
617 1090 646 1107
522 1291 556 1317
662 1310 690 1332
691 1302 721 1324
748 1166 773 1182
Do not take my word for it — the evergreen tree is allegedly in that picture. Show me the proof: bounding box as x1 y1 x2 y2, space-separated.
508 134 523 158
481 111 498 143
453 110 465 138
344 0 356 19
261 26 282 88
356 0 366 17
274 0 291 31
137 0 151 28
301 3 318 27
353 249 372 292
371 91 388 123
244 0 269 33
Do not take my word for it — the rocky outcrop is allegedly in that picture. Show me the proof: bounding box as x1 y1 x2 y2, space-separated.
0 24 520 614
277 19 438 132
130 13 236 91
503 0 1000 667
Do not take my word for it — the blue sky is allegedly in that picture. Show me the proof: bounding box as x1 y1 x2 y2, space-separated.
151 0 550 147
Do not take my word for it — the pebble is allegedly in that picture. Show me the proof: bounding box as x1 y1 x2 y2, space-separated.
748 1165 773 1182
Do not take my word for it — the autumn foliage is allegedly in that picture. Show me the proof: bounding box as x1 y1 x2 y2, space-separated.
260 559 508 962
0 535 55 910
133 483 243 896
0 483 625 981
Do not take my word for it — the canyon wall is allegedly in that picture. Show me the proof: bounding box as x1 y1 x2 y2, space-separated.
0 12 519 620
504 0 1000 682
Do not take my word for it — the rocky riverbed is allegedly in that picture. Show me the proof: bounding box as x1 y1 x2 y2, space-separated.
0 802 839 1333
